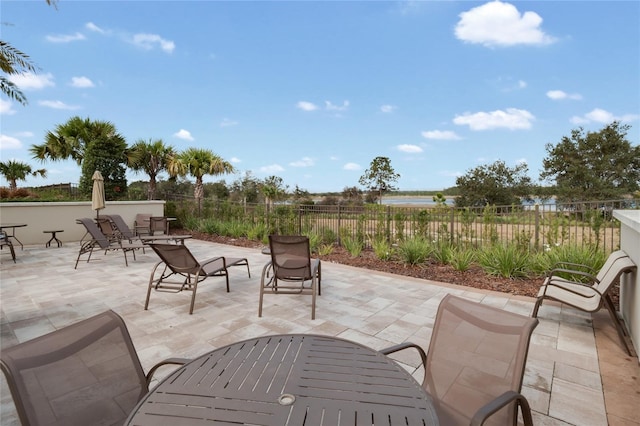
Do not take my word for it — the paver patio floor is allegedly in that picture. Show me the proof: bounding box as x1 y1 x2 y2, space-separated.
1 239 638 425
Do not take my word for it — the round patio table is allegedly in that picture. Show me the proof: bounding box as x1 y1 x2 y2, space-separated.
126 334 439 425
0 223 27 250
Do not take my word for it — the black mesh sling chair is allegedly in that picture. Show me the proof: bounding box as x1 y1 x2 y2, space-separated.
1 310 188 426
75 218 147 269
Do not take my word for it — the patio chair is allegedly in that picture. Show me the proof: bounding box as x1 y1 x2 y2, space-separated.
74 218 147 269
149 216 169 235
134 213 152 236
0 310 188 426
96 217 119 243
381 294 538 426
0 230 16 263
145 243 251 314
106 214 191 246
259 235 322 320
532 250 637 355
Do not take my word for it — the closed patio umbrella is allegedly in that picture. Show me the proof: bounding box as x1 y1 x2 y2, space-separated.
91 170 105 218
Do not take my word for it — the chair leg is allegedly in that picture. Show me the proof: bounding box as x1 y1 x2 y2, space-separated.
531 297 543 317
311 277 317 320
188 281 198 314
258 263 270 317
603 295 633 356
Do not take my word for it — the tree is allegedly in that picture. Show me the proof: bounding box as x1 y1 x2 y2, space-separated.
455 160 533 208
229 171 260 203
291 185 313 205
0 160 46 190
340 186 363 206
167 148 235 210
261 175 288 208
127 138 175 200
358 156 400 204
0 1 56 105
31 117 128 197
540 122 640 202
204 181 230 200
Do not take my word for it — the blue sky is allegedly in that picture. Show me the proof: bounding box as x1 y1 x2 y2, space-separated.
1 0 639 193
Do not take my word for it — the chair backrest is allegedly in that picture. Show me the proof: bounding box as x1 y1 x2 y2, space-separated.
593 255 636 296
106 214 135 239
423 294 538 426
96 217 118 240
0 230 11 246
134 213 152 234
268 235 312 280
149 216 168 234
0 310 148 426
594 250 630 283
78 217 110 249
149 243 202 275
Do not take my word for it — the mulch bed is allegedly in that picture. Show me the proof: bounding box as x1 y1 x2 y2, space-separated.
188 231 545 299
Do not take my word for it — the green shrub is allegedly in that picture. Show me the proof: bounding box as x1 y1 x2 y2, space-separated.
529 245 607 281
397 237 432 265
432 240 454 264
372 238 394 261
342 236 363 257
450 248 476 272
477 243 530 278
317 243 334 256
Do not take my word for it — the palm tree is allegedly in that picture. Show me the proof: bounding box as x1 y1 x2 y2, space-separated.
0 160 47 190
128 138 175 200
1 1 56 105
30 116 128 197
167 148 235 211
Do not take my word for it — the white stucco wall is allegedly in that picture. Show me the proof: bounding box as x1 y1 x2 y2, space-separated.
0 201 166 245
613 210 640 361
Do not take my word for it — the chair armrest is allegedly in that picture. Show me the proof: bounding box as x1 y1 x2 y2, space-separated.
548 268 599 284
145 357 191 385
550 261 596 274
470 390 534 426
379 342 427 368
546 277 604 298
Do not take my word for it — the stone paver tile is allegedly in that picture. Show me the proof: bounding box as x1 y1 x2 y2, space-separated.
549 378 607 426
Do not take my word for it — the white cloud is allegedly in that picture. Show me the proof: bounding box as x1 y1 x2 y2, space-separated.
297 101 318 111
546 90 582 100
260 164 285 173
85 22 105 34
325 100 349 111
455 0 555 47
421 130 461 140
70 76 95 88
343 162 361 171
230 157 241 163
454 108 535 130
9 72 55 91
518 80 527 89
0 134 22 150
173 129 194 141
220 118 238 127
0 99 16 115
38 100 80 110
570 108 639 124
132 33 175 53
289 157 315 167
397 144 423 153
45 32 86 43
380 104 397 113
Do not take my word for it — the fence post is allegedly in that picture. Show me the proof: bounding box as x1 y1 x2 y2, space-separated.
337 205 342 246
297 206 302 234
449 207 455 244
386 205 391 243
534 204 540 251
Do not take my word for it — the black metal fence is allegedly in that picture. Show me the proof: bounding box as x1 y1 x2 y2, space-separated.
166 197 638 253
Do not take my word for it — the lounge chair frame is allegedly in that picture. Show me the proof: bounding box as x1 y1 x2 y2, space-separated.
146 243 250 314
532 250 637 355
259 235 321 320
0 230 16 263
74 218 147 268
106 214 191 245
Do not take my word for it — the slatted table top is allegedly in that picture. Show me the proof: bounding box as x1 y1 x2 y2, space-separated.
126 334 439 426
